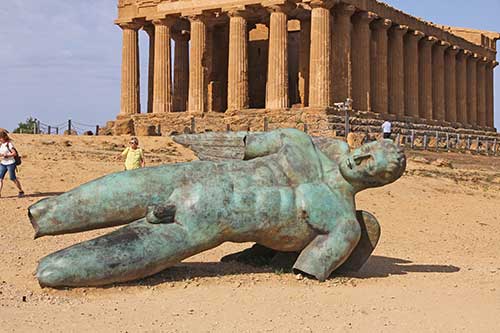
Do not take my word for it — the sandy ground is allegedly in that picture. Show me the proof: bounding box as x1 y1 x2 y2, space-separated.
0 133 499 332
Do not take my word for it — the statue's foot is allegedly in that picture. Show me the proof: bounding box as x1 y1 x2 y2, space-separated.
221 244 277 267
335 210 381 274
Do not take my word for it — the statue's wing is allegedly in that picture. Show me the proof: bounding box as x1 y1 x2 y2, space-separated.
173 132 350 162
173 132 250 161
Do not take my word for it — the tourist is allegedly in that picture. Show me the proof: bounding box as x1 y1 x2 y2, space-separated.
0 130 25 198
120 137 145 171
381 120 392 139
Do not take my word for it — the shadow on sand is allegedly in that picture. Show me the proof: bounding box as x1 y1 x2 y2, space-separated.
3 192 64 199
111 256 460 288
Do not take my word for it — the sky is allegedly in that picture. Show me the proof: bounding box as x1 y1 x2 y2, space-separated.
0 0 499 132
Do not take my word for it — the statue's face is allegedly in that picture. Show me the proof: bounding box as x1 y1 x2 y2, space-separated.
339 140 406 189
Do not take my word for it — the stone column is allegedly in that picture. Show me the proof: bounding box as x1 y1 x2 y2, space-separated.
298 17 311 106
486 61 498 128
419 36 437 120
332 4 355 103
351 11 377 112
388 24 408 117
467 54 479 126
266 6 289 109
119 23 141 115
456 50 469 125
477 58 487 127
309 3 332 108
173 31 190 112
444 46 459 123
144 25 155 114
404 30 424 119
153 19 174 113
188 16 208 113
432 41 449 122
227 11 249 111
370 18 391 116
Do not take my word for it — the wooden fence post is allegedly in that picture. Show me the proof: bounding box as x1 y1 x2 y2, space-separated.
435 131 439 152
410 130 415 149
48 126 51 135
476 137 480 154
56 127 59 135
190 117 196 133
467 136 471 150
493 139 498 156
303 123 308 134
446 133 450 151
423 134 428 150
264 117 269 132
68 120 72 135
96 125 100 136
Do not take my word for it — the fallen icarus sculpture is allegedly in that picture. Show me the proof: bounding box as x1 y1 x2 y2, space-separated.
28 129 406 287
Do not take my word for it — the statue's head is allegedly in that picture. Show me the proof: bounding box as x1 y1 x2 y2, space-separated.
339 140 406 191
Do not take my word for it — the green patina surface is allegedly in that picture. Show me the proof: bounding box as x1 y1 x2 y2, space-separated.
28 129 406 288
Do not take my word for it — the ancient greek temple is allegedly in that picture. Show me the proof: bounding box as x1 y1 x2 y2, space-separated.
112 0 499 136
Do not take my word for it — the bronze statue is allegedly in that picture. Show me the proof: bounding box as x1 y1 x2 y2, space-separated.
28 129 406 287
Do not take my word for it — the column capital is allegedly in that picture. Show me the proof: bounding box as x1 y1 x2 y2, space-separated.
152 16 177 27
446 45 459 55
264 1 297 14
187 13 217 26
470 53 480 62
309 0 337 10
333 3 356 17
352 11 378 24
421 36 438 46
407 30 424 40
371 18 392 30
118 22 142 31
226 7 252 19
435 40 451 50
390 24 409 36
478 56 489 65
489 60 499 68
457 49 470 59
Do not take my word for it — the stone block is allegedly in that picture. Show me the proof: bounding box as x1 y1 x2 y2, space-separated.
135 124 158 136
347 132 367 149
113 119 135 136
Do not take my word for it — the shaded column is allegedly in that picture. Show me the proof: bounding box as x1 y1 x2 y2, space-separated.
144 25 155 114
444 46 458 123
173 31 190 112
227 11 249 111
298 17 311 106
418 36 437 120
388 24 408 117
119 23 141 115
370 18 391 115
486 61 498 128
309 3 332 108
266 6 289 109
153 19 175 113
332 4 355 103
477 57 487 127
432 41 449 122
404 30 424 119
467 54 479 126
351 11 377 111
188 16 208 113
456 50 469 125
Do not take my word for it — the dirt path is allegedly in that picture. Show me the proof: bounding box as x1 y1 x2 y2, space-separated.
0 134 499 332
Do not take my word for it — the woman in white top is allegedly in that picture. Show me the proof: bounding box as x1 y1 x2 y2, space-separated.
0 130 24 198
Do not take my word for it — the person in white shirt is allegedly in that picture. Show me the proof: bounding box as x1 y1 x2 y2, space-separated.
381 120 392 139
0 130 24 198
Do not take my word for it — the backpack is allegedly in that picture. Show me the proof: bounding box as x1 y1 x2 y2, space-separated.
5 143 22 166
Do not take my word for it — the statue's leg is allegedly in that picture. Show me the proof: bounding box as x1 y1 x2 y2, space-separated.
36 218 216 288
335 211 381 274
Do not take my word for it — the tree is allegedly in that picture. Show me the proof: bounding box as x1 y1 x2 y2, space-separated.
13 117 37 134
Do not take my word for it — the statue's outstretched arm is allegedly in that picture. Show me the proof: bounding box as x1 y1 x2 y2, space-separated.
293 218 361 281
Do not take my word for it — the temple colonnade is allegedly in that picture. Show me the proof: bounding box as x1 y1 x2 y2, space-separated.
117 0 498 130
